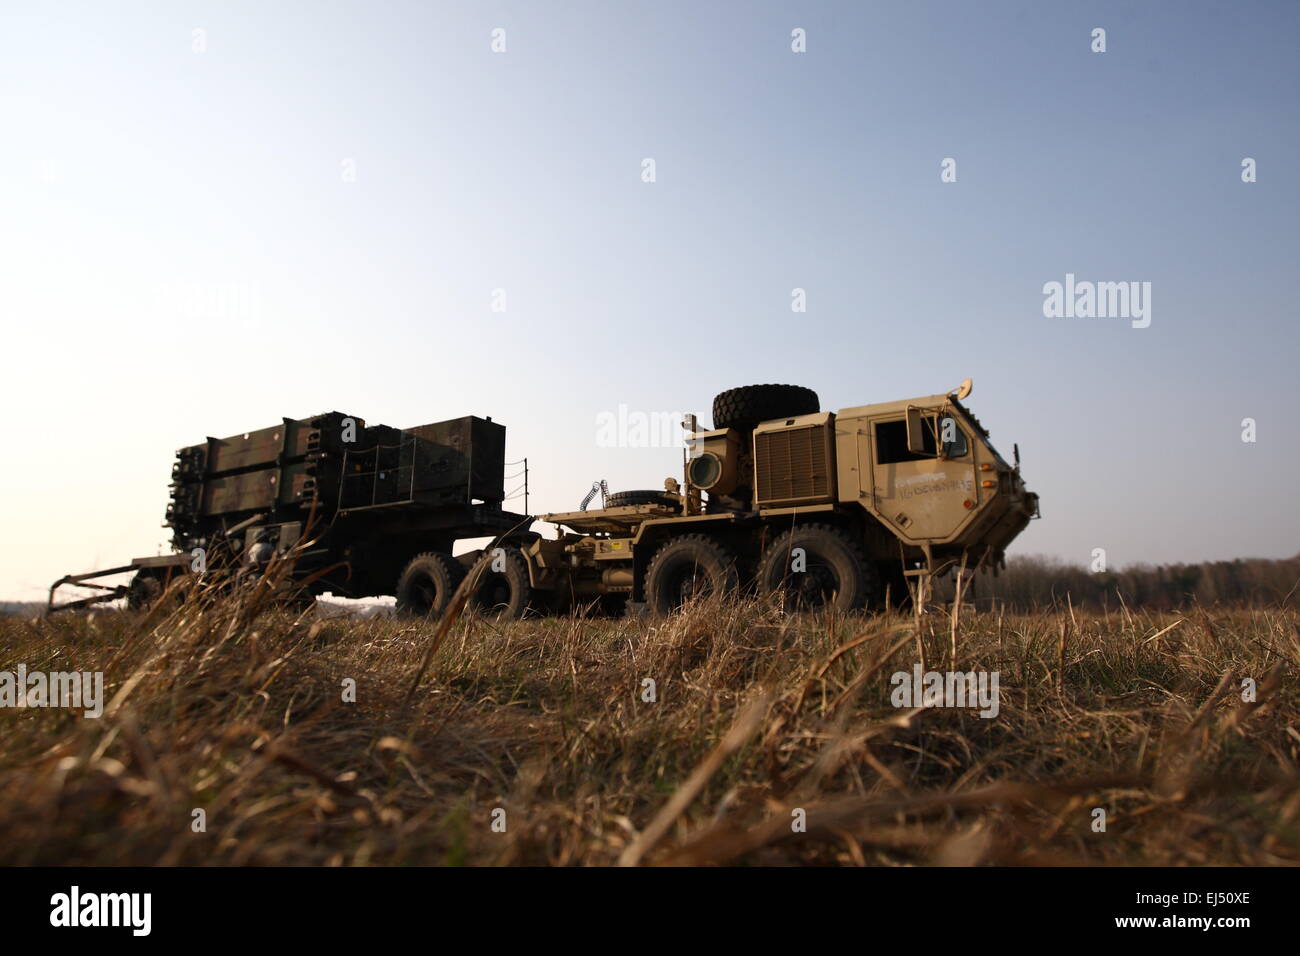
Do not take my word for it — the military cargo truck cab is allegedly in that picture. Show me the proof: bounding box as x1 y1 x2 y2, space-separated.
525 379 1038 616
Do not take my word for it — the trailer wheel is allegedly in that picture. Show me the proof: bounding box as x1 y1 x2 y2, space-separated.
127 572 163 611
757 524 880 612
395 552 466 618
644 534 739 616
712 384 819 430
466 546 534 620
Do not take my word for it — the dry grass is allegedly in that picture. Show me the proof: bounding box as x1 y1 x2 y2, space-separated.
1 574 1298 866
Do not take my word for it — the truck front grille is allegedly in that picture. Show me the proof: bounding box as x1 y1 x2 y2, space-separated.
755 423 833 506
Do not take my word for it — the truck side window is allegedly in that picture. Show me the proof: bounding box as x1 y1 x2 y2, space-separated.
939 416 968 458
875 419 935 464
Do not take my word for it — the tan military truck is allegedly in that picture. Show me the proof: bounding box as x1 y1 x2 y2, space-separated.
439 380 1038 617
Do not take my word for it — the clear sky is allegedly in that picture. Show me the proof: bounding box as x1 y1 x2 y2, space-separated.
2 1 1297 600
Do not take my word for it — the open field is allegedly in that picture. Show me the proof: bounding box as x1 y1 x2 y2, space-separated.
1 581 1297 866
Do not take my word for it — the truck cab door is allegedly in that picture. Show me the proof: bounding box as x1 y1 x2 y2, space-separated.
868 409 976 543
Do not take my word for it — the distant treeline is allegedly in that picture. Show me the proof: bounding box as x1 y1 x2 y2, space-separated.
952 553 1300 611
0 602 44 618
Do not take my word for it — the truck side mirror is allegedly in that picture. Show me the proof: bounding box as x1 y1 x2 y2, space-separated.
905 407 927 455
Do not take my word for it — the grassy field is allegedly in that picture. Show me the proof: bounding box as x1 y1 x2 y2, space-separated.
1 579 1297 866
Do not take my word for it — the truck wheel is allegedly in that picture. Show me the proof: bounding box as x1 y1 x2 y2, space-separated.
466 546 534 620
605 490 680 509
127 572 163 611
712 384 819 430
395 552 466 618
644 534 739 615
757 524 880 612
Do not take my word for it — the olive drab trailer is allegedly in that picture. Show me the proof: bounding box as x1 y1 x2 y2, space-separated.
47 412 533 614
47 379 1038 620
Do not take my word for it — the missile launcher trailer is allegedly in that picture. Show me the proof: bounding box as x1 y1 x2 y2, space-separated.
47 412 533 614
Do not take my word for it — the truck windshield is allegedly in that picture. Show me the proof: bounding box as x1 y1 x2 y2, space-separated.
949 404 1009 467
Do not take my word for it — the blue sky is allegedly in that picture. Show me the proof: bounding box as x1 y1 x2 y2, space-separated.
1 1 1297 599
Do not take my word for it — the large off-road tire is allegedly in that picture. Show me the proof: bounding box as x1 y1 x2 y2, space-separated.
466 546 535 620
126 572 164 611
712 384 819 431
757 524 880 612
644 534 740 616
604 489 680 510
395 552 466 618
